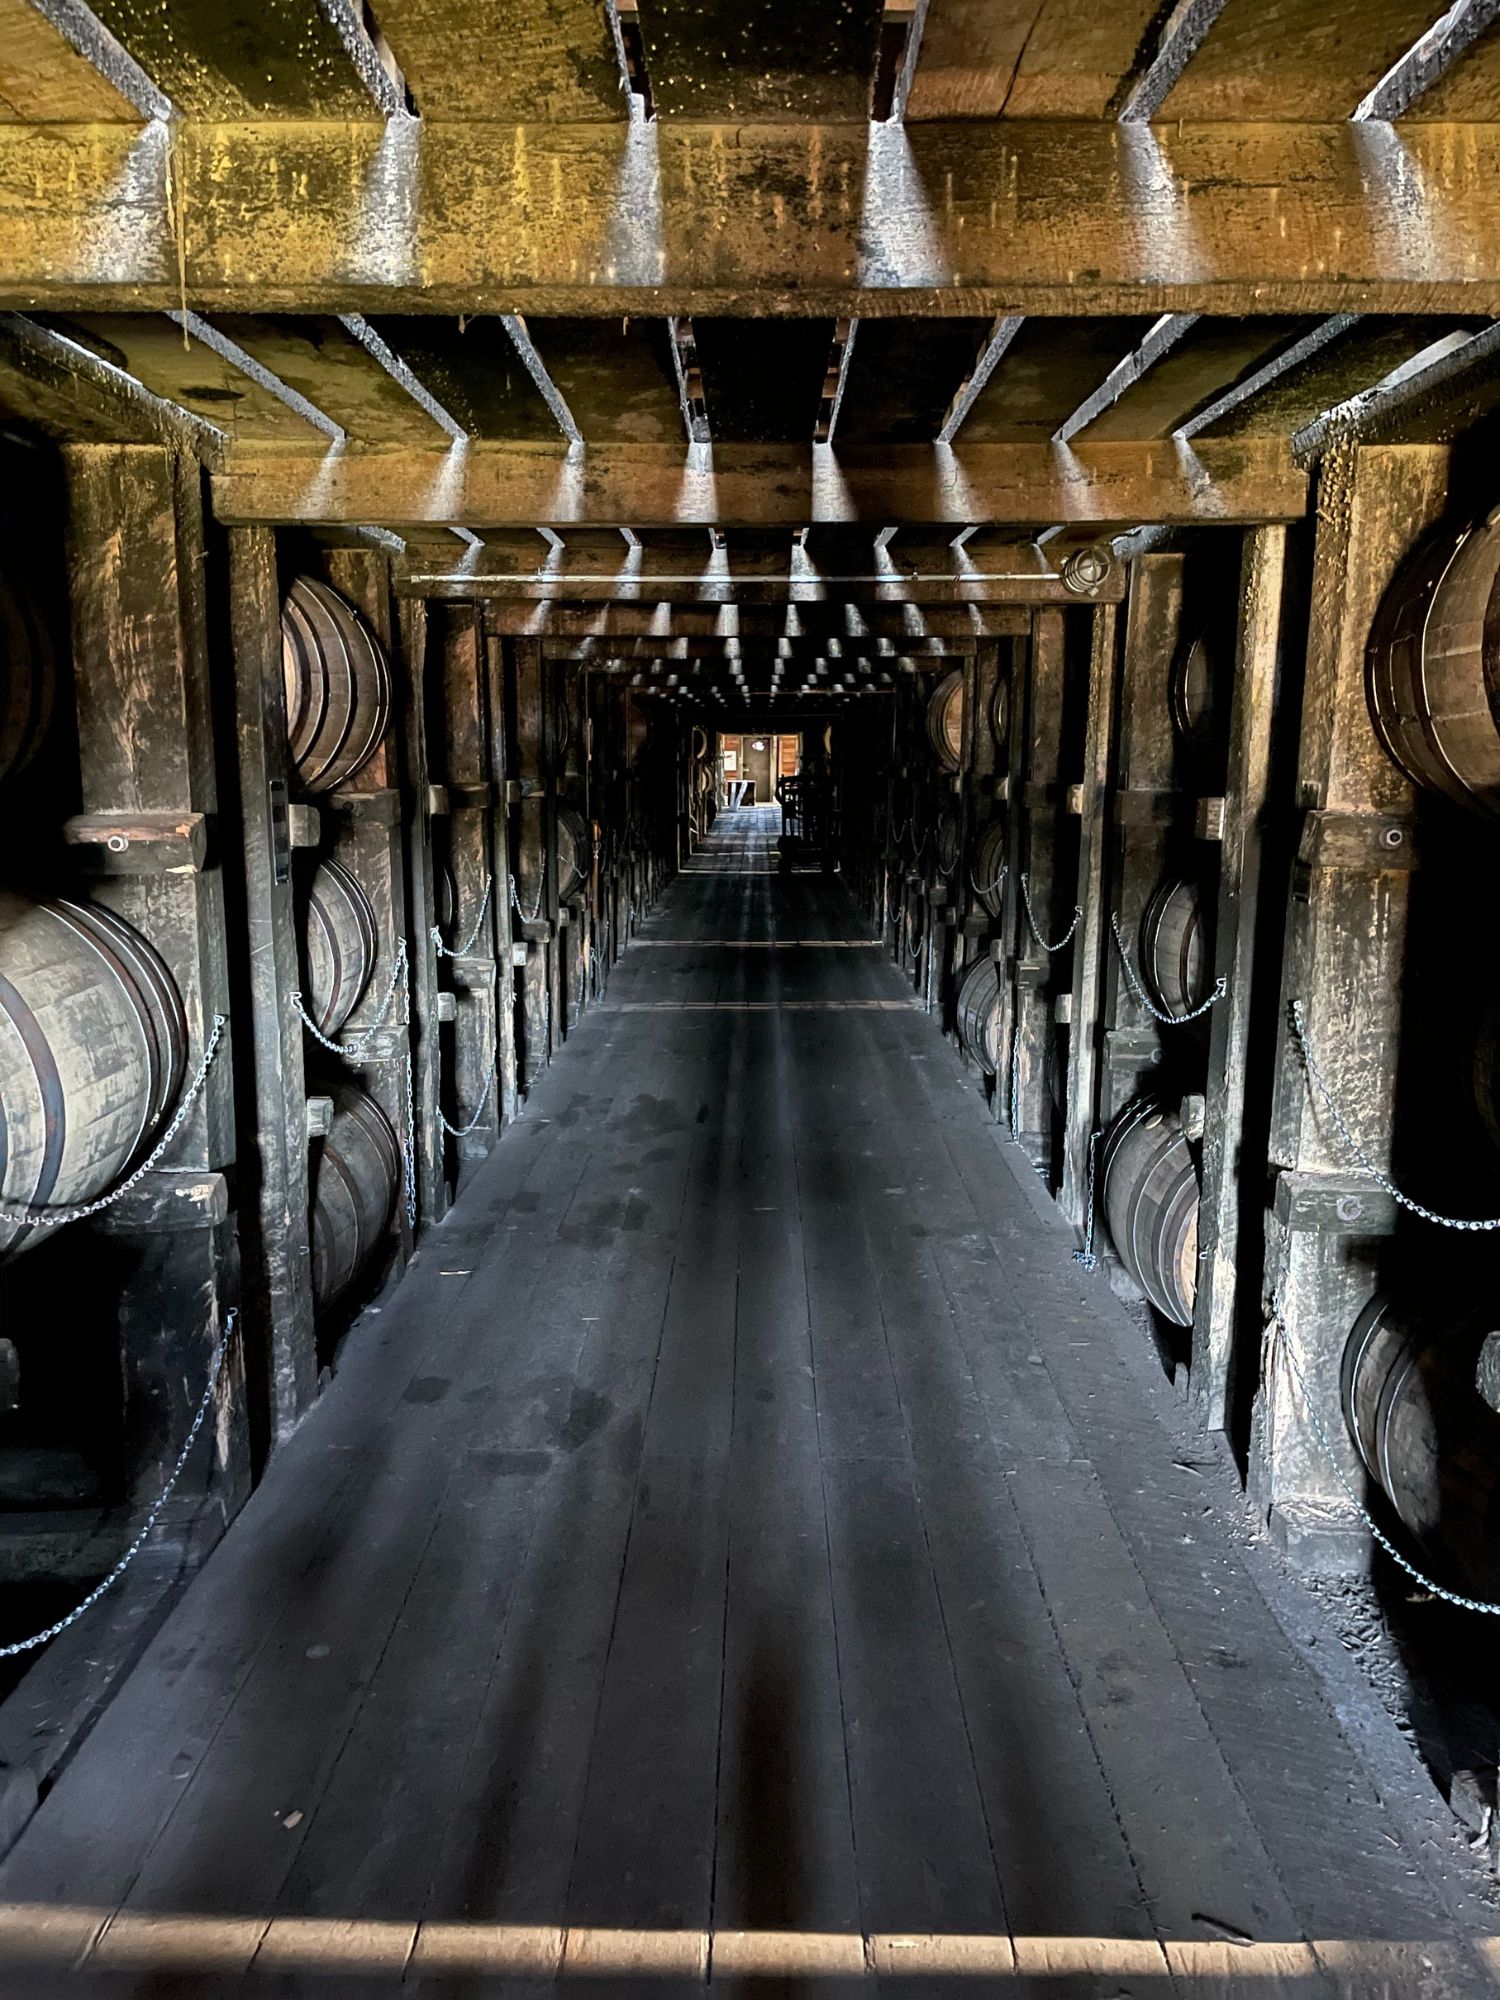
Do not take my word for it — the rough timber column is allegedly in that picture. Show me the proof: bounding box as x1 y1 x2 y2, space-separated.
437 604 502 1170
482 628 520 1123
228 524 316 1446
1013 607 1070 1175
1252 442 1450 1568
510 635 554 1086
64 446 248 1526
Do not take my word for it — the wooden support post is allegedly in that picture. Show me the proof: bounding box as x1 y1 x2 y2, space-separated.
511 636 551 1086
1101 554 1184 1121
1014 607 1070 1175
482 630 520 1123
228 525 316 1448
1251 442 1450 1570
1061 603 1119 1231
321 547 414 1260
63 445 248 1533
398 596 445 1226
438 606 501 1169
1191 526 1287 1434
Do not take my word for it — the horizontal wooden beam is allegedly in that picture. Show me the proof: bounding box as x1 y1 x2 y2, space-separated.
542 636 980 658
213 439 1303 530
6 120 1500 317
482 604 1030 639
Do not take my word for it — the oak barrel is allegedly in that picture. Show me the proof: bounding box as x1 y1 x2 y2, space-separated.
989 670 1011 754
281 576 393 794
1139 878 1210 1019
0 571 55 785
0 892 187 1258
1168 631 1224 765
1366 512 1500 817
971 819 1007 917
556 805 590 903
300 858 378 1039
1100 1101 1200 1326
309 1083 400 1311
956 957 1004 1075
926 670 964 772
935 809 960 877
1342 1294 1500 1589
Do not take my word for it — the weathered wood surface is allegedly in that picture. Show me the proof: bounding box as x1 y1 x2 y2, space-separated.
397 596 446 1226
0 0 141 122
1191 525 1284 1436
1060 603 1117 1229
85 0 392 119
228 525 317 1446
376 0 627 121
0 313 225 454
1158 0 1439 120
635 0 884 120
436 604 501 1164
904 0 1162 118
10 120 1500 315
480 603 1038 639
1013 605 1070 1172
211 438 1306 529
1254 443 1450 1563
0 831 1477 1985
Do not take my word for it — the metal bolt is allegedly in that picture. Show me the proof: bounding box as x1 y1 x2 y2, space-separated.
1335 1194 1364 1223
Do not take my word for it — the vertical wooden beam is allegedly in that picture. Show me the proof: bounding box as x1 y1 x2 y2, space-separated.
1101 553 1184 1120
1251 442 1450 1569
483 631 520 1123
511 635 551 1085
64 444 248 1527
1014 606 1069 1173
439 606 501 1169
1191 525 1286 1434
1061 602 1120 1230
398 595 445 1225
228 524 316 1446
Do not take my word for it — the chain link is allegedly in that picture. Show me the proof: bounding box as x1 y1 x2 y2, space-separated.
1009 1025 1021 1145
1267 1290 1500 1616
0 1311 240 1658
510 873 544 927
1019 872 1082 954
1073 1128 1100 1270
431 875 492 960
971 860 1007 903
0 1016 227 1229
1111 913 1226 1026
1290 1000 1500 1232
292 939 416 1230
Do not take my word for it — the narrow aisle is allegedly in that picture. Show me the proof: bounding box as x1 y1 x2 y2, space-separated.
0 810 1490 1995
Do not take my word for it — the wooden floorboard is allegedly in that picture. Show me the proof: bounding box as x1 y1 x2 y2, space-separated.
0 805 1489 1998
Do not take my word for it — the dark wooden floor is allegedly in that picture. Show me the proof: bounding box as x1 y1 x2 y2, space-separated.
0 805 1494 1995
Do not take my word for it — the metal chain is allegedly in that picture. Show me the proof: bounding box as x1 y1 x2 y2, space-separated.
1111 913 1226 1025
510 873 544 927
0 1017 227 1228
1009 1027 1021 1145
1290 1000 1500 1231
1073 1129 1100 1270
971 860 1007 902
431 875 492 959
1267 1291 1500 1616
1019 872 1082 954
292 939 416 1229
0 1312 240 1658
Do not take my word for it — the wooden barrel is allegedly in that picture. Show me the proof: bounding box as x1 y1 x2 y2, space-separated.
1366 513 1500 817
309 1084 400 1311
0 572 55 785
300 858 378 1039
281 576 393 794
956 957 1003 1075
1140 878 1210 1018
1100 1101 1199 1326
1168 631 1225 765
926 670 964 772
1342 1294 1500 1588
972 819 1007 917
556 805 589 904
935 809 960 877
0 891 187 1258
989 670 1011 754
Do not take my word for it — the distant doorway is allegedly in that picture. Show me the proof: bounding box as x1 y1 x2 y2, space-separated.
720 733 799 807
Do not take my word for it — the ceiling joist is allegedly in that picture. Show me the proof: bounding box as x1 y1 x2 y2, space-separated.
7 120 1500 317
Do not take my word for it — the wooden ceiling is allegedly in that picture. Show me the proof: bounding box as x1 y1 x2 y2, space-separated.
0 0 1498 703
